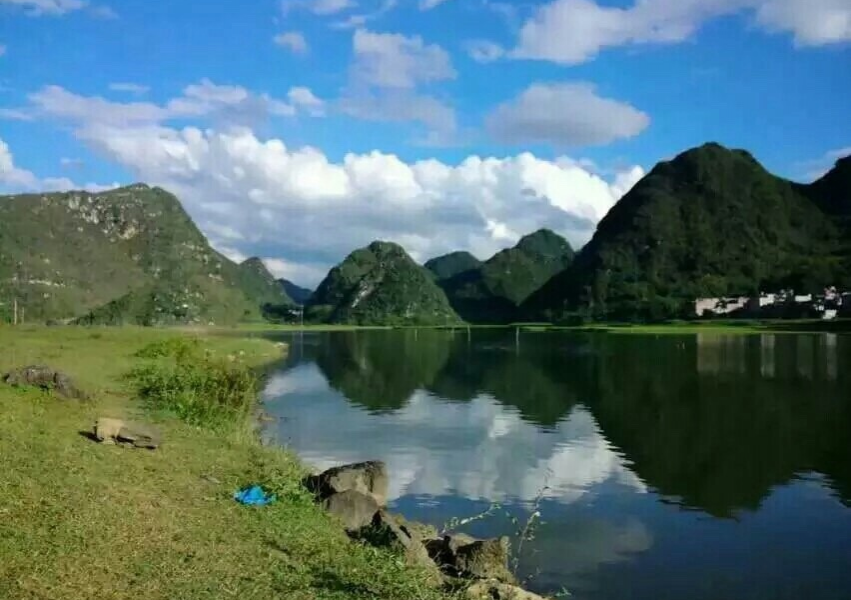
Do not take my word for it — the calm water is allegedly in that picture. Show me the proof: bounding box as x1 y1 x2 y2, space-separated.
260 330 851 600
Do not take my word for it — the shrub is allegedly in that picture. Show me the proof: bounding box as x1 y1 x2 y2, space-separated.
130 339 257 429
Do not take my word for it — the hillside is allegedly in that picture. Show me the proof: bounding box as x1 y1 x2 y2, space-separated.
438 229 575 323
0 185 285 325
525 143 847 321
306 241 461 325
424 251 482 281
279 278 313 305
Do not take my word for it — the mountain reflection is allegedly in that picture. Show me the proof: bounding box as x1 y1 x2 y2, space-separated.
264 329 851 516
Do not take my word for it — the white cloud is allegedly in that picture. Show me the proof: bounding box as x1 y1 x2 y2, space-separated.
486 82 650 147
0 137 108 192
351 28 456 89
756 0 851 46
511 0 851 65
59 156 84 168
339 91 456 136
0 0 88 16
69 124 641 286
22 79 323 127
343 29 457 139
263 258 328 286
419 0 450 9
0 44 6 56
288 86 326 116
282 0 356 15
796 145 851 181
108 82 149 95
274 31 309 54
466 40 505 63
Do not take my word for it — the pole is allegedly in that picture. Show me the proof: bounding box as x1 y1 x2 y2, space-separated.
13 298 17 326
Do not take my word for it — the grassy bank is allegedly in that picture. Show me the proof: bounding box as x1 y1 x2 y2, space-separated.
0 326 451 600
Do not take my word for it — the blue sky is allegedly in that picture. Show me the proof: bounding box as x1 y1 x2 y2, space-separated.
1 0 849 285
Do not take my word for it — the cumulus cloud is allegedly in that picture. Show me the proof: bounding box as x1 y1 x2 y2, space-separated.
756 0 851 46
282 0 356 15
342 29 457 139
67 124 640 286
274 31 309 54
511 0 851 65
8 83 644 286
486 82 650 147
0 0 88 16
419 0 450 9
108 82 149 95
18 79 325 127
351 28 456 89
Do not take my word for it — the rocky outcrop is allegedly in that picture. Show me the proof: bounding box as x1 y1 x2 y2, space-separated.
309 461 544 596
4 365 87 399
323 490 380 532
307 461 389 506
427 534 516 583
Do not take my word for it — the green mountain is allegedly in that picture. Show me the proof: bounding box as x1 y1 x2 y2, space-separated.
0 184 286 325
525 143 848 322
279 278 313 305
424 251 482 281
236 257 293 307
438 229 575 323
306 241 461 325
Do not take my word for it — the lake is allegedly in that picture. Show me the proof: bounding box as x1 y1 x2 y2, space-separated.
260 329 851 600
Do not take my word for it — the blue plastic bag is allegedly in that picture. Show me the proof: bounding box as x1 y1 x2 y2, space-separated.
233 485 276 506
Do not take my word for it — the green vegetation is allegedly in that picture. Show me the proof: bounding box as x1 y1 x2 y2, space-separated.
526 143 851 322
0 186 290 326
280 278 314 305
424 251 482 281
437 229 574 323
0 327 453 600
307 241 461 326
129 338 258 429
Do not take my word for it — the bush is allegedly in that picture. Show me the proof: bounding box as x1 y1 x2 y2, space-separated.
130 339 257 429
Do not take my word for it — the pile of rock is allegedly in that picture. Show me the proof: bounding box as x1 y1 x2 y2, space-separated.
3 365 88 400
306 461 548 600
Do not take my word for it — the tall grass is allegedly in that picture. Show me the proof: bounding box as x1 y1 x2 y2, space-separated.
129 338 257 430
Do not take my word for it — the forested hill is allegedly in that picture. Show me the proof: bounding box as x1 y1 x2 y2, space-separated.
306 241 461 325
435 229 575 323
0 185 291 325
524 143 850 322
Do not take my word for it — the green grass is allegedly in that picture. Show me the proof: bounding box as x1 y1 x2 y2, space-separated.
0 326 453 600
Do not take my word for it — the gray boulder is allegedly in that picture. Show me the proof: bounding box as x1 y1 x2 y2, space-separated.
427 534 516 584
94 418 161 449
323 490 379 532
306 461 389 506
4 365 87 399
369 510 443 586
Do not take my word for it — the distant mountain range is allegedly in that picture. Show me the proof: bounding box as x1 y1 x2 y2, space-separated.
2 143 848 325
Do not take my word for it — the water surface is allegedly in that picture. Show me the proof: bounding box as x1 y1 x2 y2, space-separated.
261 330 851 600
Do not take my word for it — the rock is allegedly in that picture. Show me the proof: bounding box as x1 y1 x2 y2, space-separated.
116 422 161 449
466 581 549 600
4 365 87 399
368 510 444 586
427 534 516 584
394 514 439 541
94 418 160 449
94 417 125 444
323 490 379 532
306 461 389 506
